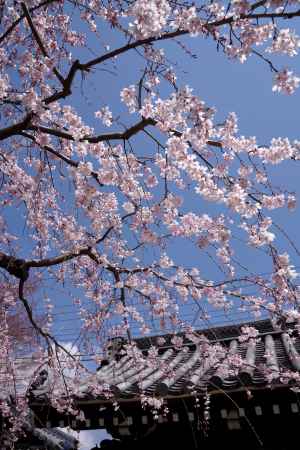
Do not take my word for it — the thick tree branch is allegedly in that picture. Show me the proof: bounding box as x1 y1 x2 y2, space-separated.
29 117 155 142
0 114 33 141
21 3 48 58
0 211 137 288
0 252 29 281
44 59 81 104
89 118 158 143
29 117 156 143
29 117 223 148
0 216 134 282
26 247 97 269
43 9 300 105
43 32 189 104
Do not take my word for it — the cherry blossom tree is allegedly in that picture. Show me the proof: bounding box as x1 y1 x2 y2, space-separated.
2 0 300 443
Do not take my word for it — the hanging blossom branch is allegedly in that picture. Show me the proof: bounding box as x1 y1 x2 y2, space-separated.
0 252 90 363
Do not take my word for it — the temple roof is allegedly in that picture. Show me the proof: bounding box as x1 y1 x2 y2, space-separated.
3 319 300 407
27 319 300 402
85 319 300 398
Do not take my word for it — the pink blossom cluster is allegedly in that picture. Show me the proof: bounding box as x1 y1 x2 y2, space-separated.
267 28 300 57
273 69 300 94
128 0 171 38
95 106 113 127
238 325 260 342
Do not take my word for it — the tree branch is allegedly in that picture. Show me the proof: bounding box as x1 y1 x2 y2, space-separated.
0 252 29 281
29 117 156 143
44 59 81 104
18 279 52 346
250 0 267 10
18 279 85 360
0 211 136 282
42 9 300 105
20 131 104 187
0 114 33 141
0 0 57 45
43 31 189 104
29 117 223 147
21 2 65 86
26 215 134 269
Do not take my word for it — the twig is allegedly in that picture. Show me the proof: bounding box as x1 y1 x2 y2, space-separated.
0 0 57 45
21 2 65 85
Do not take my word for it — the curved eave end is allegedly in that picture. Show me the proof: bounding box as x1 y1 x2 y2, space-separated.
209 375 224 389
155 383 169 396
239 371 253 386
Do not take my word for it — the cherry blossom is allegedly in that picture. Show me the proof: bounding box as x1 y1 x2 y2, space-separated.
273 68 300 94
129 0 171 38
267 28 300 57
95 106 113 127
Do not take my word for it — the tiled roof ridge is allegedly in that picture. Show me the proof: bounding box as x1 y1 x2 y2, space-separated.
134 318 278 350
